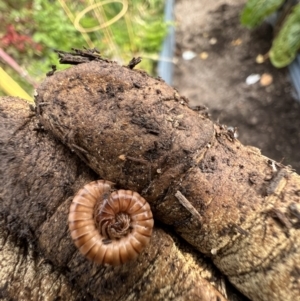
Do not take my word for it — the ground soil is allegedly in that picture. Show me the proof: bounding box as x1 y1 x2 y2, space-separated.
173 0 300 173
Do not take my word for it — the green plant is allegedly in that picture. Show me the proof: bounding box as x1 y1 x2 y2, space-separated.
240 0 300 68
270 3 300 67
0 0 168 97
240 0 285 28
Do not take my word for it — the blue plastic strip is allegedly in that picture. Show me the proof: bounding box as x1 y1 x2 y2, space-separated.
157 0 175 85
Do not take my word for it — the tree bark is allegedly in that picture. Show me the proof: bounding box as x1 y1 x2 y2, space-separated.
0 96 234 301
33 60 300 301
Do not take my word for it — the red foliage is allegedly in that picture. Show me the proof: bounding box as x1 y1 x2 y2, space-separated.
0 24 42 52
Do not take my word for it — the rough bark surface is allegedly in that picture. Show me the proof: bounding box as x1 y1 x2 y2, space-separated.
34 60 300 301
0 96 234 301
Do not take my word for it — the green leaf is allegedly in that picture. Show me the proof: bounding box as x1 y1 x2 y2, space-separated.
241 0 285 28
270 3 300 68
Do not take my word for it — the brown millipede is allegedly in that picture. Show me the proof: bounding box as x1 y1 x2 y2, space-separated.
68 180 154 266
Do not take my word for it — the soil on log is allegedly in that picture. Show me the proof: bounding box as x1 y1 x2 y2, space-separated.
0 96 235 301
33 58 300 301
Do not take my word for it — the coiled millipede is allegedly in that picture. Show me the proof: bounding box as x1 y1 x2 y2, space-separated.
68 180 154 266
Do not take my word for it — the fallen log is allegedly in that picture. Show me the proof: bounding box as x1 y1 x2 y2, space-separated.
34 57 300 301
0 96 234 301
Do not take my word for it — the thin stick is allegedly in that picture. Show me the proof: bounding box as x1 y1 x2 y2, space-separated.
175 191 202 223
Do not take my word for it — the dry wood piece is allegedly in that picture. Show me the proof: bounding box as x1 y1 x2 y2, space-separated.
0 97 234 301
175 190 203 223
35 59 300 301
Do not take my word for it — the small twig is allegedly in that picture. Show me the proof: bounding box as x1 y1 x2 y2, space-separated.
232 224 249 236
54 48 110 65
128 57 142 69
71 144 88 154
126 156 149 165
71 47 102 59
175 191 202 223
46 65 57 77
268 208 292 229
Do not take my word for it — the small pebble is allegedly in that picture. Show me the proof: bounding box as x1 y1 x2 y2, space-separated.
256 54 265 64
231 38 242 46
260 73 273 86
246 74 261 85
182 50 196 60
209 37 217 45
199 52 209 60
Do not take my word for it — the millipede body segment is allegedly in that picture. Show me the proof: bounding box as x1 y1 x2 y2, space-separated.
68 180 154 266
